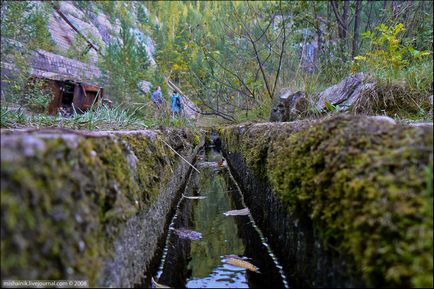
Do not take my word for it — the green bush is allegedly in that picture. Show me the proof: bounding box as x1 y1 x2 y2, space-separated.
354 23 431 78
23 79 52 113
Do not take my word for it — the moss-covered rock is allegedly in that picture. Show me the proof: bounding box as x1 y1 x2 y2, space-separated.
0 128 201 286
220 115 433 287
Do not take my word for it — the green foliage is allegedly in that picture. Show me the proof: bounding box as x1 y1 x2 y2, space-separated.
1 50 52 114
1 2 56 114
351 23 433 120
149 1 288 120
68 105 147 130
0 105 148 130
233 98 272 123
0 107 27 127
364 57 434 121
100 20 151 104
22 79 52 113
1 1 55 52
63 34 92 63
354 23 431 75
94 1 116 20
1 48 31 104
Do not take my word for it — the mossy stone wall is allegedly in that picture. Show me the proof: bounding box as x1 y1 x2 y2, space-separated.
220 115 433 287
1 128 202 287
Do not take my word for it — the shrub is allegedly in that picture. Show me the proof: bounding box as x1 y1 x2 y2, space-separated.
354 23 431 77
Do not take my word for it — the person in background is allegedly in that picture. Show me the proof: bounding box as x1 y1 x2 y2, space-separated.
151 86 164 118
151 86 163 108
171 90 182 118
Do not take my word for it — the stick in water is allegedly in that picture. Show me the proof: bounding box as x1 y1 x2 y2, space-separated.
161 139 200 174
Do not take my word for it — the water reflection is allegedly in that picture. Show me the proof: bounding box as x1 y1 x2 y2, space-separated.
155 148 286 288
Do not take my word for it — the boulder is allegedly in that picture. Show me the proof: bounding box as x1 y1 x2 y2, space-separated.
138 80 152 93
270 73 377 122
269 90 309 122
315 72 376 111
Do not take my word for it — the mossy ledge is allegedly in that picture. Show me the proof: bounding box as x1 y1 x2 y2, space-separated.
1 128 203 287
220 115 433 288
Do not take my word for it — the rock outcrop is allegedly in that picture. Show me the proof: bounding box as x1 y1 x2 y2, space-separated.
47 1 156 65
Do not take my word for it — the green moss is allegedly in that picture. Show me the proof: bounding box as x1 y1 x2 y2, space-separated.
222 115 433 287
193 134 201 146
220 122 309 177
119 133 174 204
1 129 197 286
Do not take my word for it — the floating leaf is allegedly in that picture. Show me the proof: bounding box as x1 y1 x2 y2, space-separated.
182 194 207 200
151 277 170 288
222 256 260 273
223 208 250 216
173 228 202 240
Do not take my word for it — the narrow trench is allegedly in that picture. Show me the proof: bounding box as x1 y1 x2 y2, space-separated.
146 147 289 288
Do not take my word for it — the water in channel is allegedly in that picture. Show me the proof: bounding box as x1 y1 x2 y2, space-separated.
151 148 288 288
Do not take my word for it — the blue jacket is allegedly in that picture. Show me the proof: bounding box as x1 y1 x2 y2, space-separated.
171 93 181 113
151 90 163 104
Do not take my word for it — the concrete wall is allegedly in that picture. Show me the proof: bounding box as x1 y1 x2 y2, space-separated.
219 115 433 287
0 128 203 287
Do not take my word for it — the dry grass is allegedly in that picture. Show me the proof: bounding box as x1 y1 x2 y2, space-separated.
353 78 432 120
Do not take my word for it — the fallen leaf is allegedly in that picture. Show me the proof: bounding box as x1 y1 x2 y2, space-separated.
173 228 202 240
223 208 250 216
182 194 207 200
198 161 219 168
222 256 260 273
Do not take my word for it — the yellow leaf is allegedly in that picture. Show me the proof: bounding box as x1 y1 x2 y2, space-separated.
223 257 260 273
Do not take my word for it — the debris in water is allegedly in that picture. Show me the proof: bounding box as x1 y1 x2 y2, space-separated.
174 228 202 240
218 159 227 168
222 256 260 273
198 161 219 169
182 194 207 200
223 208 250 216
151 277 170 288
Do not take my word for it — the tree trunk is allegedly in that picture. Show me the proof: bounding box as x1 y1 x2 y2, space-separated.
331 1 349 60
352 0 362 59
331 1 344 39
380 0 389 24
392 1 400 20
342 0 349 40
365 0 373 32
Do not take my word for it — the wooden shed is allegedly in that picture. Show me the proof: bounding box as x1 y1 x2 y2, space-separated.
45 79 104 115
2 39 109 115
